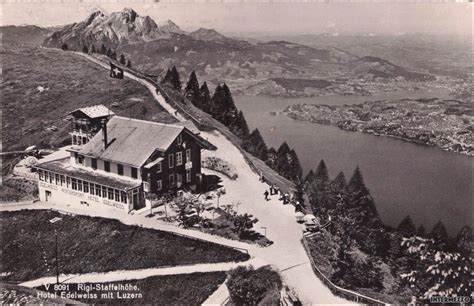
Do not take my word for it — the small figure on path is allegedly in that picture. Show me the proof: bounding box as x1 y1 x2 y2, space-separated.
264 190 269 201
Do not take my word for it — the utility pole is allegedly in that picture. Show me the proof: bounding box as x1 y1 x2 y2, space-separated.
55 230 59 284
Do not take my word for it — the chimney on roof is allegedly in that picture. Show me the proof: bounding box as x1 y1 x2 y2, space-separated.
101 119 108 149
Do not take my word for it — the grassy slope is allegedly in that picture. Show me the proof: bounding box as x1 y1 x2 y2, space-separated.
37 272 226 305
0 210 249 282
1 43 175 154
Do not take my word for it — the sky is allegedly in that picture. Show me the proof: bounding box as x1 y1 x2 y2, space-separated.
2 1 472 37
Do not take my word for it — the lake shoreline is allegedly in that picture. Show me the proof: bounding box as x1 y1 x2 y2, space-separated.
284 113 474 157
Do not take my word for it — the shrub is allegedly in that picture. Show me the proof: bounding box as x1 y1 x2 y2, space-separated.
227 265 282 305
202 156 238 180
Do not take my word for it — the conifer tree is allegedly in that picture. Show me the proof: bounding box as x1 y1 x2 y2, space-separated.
417 225 426 237
111 51 117 60
90 45 96 53
328 171 348 212
243 129 268 161
309 160 331 214
126 59 132 68
347 166 379 221
397 215 416 237
101 44 107 54
61 43 68 51
430 221 449 249
199 82 211 113
161 68 172 84
304 170 315 185
170 66 181 91
288 149 303 181
275 142 291 174
106 48 113 58
265 147 277 169
455 225 471 256
229 111 250 139
82 45 89 53
210 84 225 121
185 71 200 103
119 54 126 65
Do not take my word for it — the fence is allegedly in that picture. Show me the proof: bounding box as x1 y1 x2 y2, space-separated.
301 236 387 305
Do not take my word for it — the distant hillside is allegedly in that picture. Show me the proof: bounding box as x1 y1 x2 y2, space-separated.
0 25 53 46
38 8 436 96
1 43 175 155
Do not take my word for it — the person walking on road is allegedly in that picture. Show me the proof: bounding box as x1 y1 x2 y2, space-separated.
264 190 269 201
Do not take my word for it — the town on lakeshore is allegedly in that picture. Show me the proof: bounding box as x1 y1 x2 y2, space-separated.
1 3 471 305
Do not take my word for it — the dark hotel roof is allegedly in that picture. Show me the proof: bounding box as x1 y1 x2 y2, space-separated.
36 158 142 190
78 116 212 167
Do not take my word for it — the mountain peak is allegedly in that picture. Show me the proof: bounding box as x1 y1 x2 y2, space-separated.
189 28 227 41
118 7 138 22
157 19 183 34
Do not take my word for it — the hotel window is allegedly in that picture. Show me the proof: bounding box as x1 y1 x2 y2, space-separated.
169 174 174 186
108 188 114 200
91 158 97 170
168 154 174 168
60 175 65 186
177 174 182 186
77 180 83 192
131 167 138 179
39 170 44 181
44 171 49 182
49 173 54 183
83 182 89 193
66 177 71 188
156 162 162 173
115 190 120 202
186 169 192 183
55 174 60 185
104 161 110 172
157 180 163 191
90 183 95 195
186 149 191 163
95 185 102 197
176 152 183 166
102 186 107 198
77 155 84 165
117 164 124 176
71 178 77 190
120 191 127 204
177 134 182 145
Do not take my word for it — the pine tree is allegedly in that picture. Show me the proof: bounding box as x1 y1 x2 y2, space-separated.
430 221 449 249
126 59 132 68
185 71 200 104
199 82 211 113
90 45 96 53
243 129 268 161
106 48 113 58
61 43 68 51
347 166 379 221
229 111 250 139
111 51 117 60
161 69 172 84
328 171 348 213
221 83 239 126
397 215 416 237
417 225 426 237
309 160 331 214
82 45 89 53
100 44 107 54
304 170 315 185
170 66 181 91
119 54 126 65
275 142 291 173
455 225 471 256
265 147 277 169
331 171 347 191
288 149 303 181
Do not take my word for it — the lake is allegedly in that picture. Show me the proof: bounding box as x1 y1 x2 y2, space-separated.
235 89 472 235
